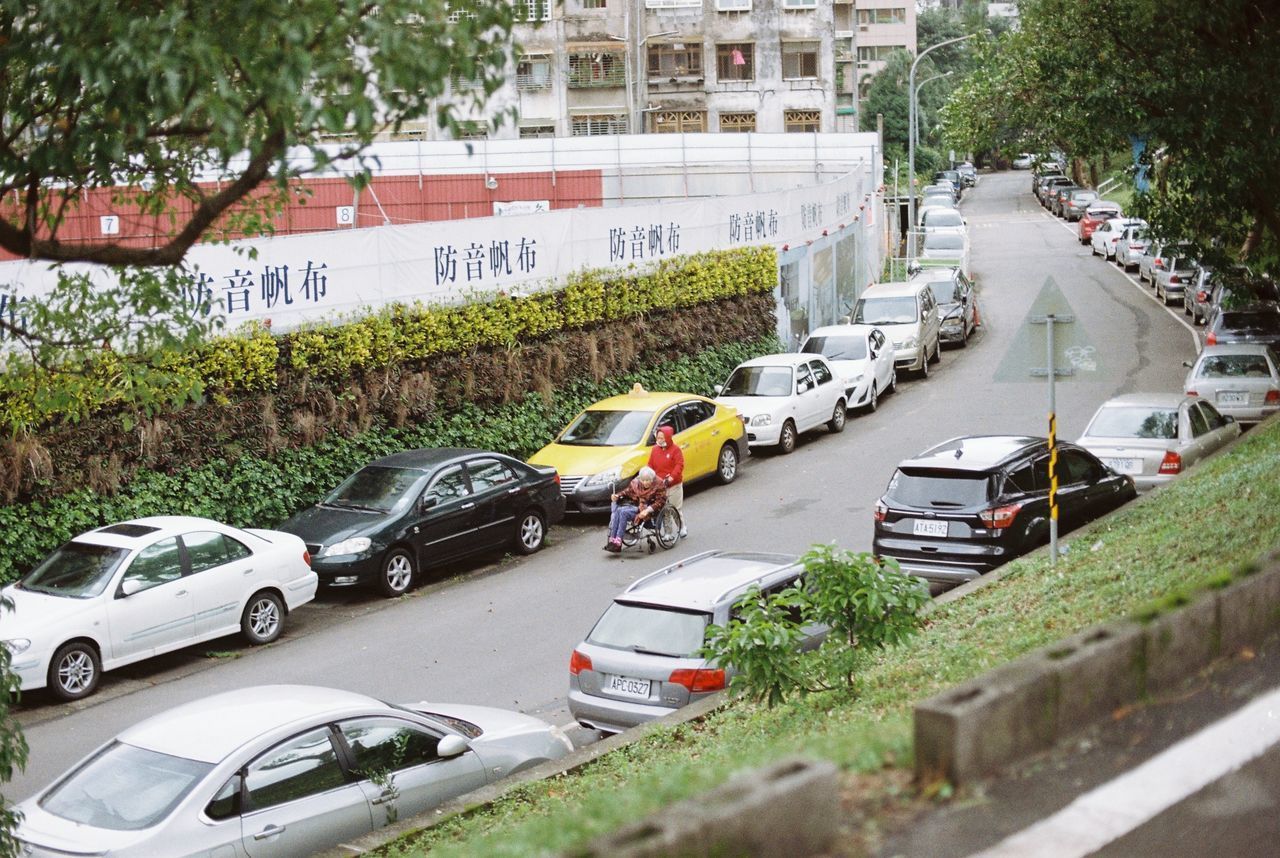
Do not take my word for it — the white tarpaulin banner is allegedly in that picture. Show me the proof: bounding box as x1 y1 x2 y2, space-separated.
0 169 872 332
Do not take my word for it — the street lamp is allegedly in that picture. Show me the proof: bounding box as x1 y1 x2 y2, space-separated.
911 71 953 158
907 31 988 255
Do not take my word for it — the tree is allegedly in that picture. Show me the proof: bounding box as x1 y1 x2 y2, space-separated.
0 0 519 406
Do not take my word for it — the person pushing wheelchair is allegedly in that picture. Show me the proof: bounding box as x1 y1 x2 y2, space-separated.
605 466 667 553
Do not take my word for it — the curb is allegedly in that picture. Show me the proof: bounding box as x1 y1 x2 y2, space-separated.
914 552 1280 785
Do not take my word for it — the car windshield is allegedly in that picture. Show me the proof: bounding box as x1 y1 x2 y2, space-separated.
1088 209 1120 220
801 335 867 361
923 211 963 228
1220 312 1280 334
1197 354 1274 378
587 602 711 658
924 233 964 251
559 409 654 446
323 466 424 512
1072 191 1098 201
20 542 129 599
1087 406 1178 439
927 281 959 304
855 296 917 325
40 741 212 832
885 469 993 508
721 366 794 397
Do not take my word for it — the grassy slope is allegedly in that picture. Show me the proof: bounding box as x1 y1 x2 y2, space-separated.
385 419 1280 857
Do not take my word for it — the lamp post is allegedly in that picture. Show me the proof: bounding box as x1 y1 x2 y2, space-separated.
911 70 953 158
907 31 986 255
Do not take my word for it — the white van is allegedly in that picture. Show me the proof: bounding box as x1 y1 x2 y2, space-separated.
851 281 942 378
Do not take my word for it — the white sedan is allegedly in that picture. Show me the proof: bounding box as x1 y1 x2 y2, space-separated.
715 353 847 454
1 516 317 701
14 685 573 857
1076 393 1240 492
798 324 897 413
1089 217 1145 260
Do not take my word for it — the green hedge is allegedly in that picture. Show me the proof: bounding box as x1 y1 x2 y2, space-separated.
0 337 780 584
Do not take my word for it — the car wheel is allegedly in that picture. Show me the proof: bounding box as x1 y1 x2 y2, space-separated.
1183 299 1192 317
1090 243 1098 257
777 420 798 454
48 642 101 702
864 384 879 414
514 509 546 555
241 591 284 645
929 337 942 364
716 443 740 485
377 548 415 598
887 368 898 394
919 352 930 379
828 400 847 433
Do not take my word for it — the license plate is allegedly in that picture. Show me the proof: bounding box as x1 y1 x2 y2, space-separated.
1104 458 1142 475
605 674 651 700
912 519 949 538
1218 391 1248 405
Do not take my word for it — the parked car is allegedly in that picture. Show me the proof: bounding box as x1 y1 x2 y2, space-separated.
923 182 959 206
1012 153 1034 170
919 207 966 234
0 517 316 701
1061 188 1100 221
1090 217 1144 260
1151 245 1198 306
916 267 978 347
529 386 747 514
13 685 573 857
1183 344 1280 425
1076 393 1240 492
798 323 897 413
920 230 971 275
872 435 1135 587
1034 173 1067 201
918 195 958 220
934 170 964 200
281 449 565 597
1037 176 1073 206
1208 270 1278 312
715 353 847 454
956 162 978 187
1184 265 1215 325
852 280 942 377
1078 202 1122 244
568 551 822 732
1114 224 1150 271
1050 185 1081 218
1202 305 1280 352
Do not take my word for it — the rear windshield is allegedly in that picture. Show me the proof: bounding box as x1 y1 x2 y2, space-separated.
801 335 867 361
884 469 994 509
854 296 918 325
1196 354 1274 378
924 233 964 250
923 210 964 228
587 602 711 658
1086 406 1178 439
1219 312 1280 334
927 281 959 304
1071 190 1098 201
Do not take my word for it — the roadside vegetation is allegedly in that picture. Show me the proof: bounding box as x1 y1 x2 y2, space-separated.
382 418 1280 857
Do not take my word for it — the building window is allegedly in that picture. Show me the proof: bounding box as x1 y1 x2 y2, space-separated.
784 110 821 132
581 0 607 7
456 120 488 139
513 0 551 21
719 112 756 133
857 45 905 63
782 0 817 8
451 75 484 93
648 43 704 77
857 7 906 25
519 124 556 138
445 2 477 22
517 55 552 90
781 42 820 79
651 110 707 133
716 43 754 82
645 0 701 7
568 51 626 87
571 113 628 135
716 0 751 9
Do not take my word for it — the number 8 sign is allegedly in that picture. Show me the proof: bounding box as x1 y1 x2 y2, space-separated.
336 206 355 226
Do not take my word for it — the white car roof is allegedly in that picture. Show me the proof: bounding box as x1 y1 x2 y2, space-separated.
73 516 258 550
805 323 881 339
737 353 826 368
1096 393 1193 409
861 281 923 298
120 685 387 763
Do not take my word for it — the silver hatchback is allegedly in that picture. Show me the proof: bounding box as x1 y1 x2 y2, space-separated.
568 551 822 733
1184 344 1280 424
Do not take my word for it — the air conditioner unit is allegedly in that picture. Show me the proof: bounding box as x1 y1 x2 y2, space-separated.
858 23 869 31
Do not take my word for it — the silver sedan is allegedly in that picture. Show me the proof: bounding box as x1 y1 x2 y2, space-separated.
1076 393 1240 492
1183 344 1280 424
14 685 574 857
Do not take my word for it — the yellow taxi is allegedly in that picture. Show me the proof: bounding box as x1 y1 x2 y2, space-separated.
528 383 748 513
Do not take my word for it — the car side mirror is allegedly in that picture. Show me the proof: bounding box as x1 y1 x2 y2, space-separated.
437 734 469 758
420 495 438 511
1183 360 1193 368
713 384 724 395
120 579 142 598
1225 415 1236 424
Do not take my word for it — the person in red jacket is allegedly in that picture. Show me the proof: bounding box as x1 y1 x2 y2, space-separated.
647 425 687 538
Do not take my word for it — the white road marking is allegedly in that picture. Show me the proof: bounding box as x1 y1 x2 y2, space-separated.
1039 209 1200 349
968 684 1280 858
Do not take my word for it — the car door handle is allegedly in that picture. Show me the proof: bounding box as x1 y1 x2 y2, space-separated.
371 791 396 806
253 824 286 840
461 502 475 510
175 590 188 597
506 486 522 494
243 568 255 575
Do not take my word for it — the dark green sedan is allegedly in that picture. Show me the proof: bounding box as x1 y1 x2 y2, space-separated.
280 449 565 597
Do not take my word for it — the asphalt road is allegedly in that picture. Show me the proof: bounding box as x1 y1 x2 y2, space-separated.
5 171 1200 801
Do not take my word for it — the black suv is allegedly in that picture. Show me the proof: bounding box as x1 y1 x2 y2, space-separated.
872 436 1136 588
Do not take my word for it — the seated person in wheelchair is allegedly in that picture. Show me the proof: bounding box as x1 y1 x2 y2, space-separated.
605 466 667 553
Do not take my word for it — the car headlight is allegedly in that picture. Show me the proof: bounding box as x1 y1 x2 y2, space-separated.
749 414 772 427
942 315 962 328
319 537 372 558
2 639 31 655
895 336 919 350
583 466 622 488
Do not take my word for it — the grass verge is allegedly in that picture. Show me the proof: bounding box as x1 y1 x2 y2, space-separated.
381 418 1280 857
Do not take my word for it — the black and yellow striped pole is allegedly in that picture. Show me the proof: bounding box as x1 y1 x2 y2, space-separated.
1046 313 1059 565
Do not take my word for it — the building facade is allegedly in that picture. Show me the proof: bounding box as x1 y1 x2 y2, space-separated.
418 0 915 140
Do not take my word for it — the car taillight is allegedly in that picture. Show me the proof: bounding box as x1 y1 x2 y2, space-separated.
1186 389 1198 397
303 549 312 567
1206 331 1218 345
569 650 593 675
979 503 1022 529
874 500 887 522
668 668 726 693
1154 258 1164 269
554 472 561 486
1266 390 1279 404
1196 290 1208 302
1168 275 1181 284
1159 451 1183 474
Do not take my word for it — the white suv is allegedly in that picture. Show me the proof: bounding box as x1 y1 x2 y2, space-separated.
852 281 942 378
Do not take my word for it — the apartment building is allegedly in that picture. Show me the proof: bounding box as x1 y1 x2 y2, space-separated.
424 0 915 139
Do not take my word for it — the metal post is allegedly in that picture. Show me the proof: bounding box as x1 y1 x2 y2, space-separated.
1047 314 1058 566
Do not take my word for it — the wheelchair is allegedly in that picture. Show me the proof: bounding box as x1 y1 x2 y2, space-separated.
617 502 682 554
